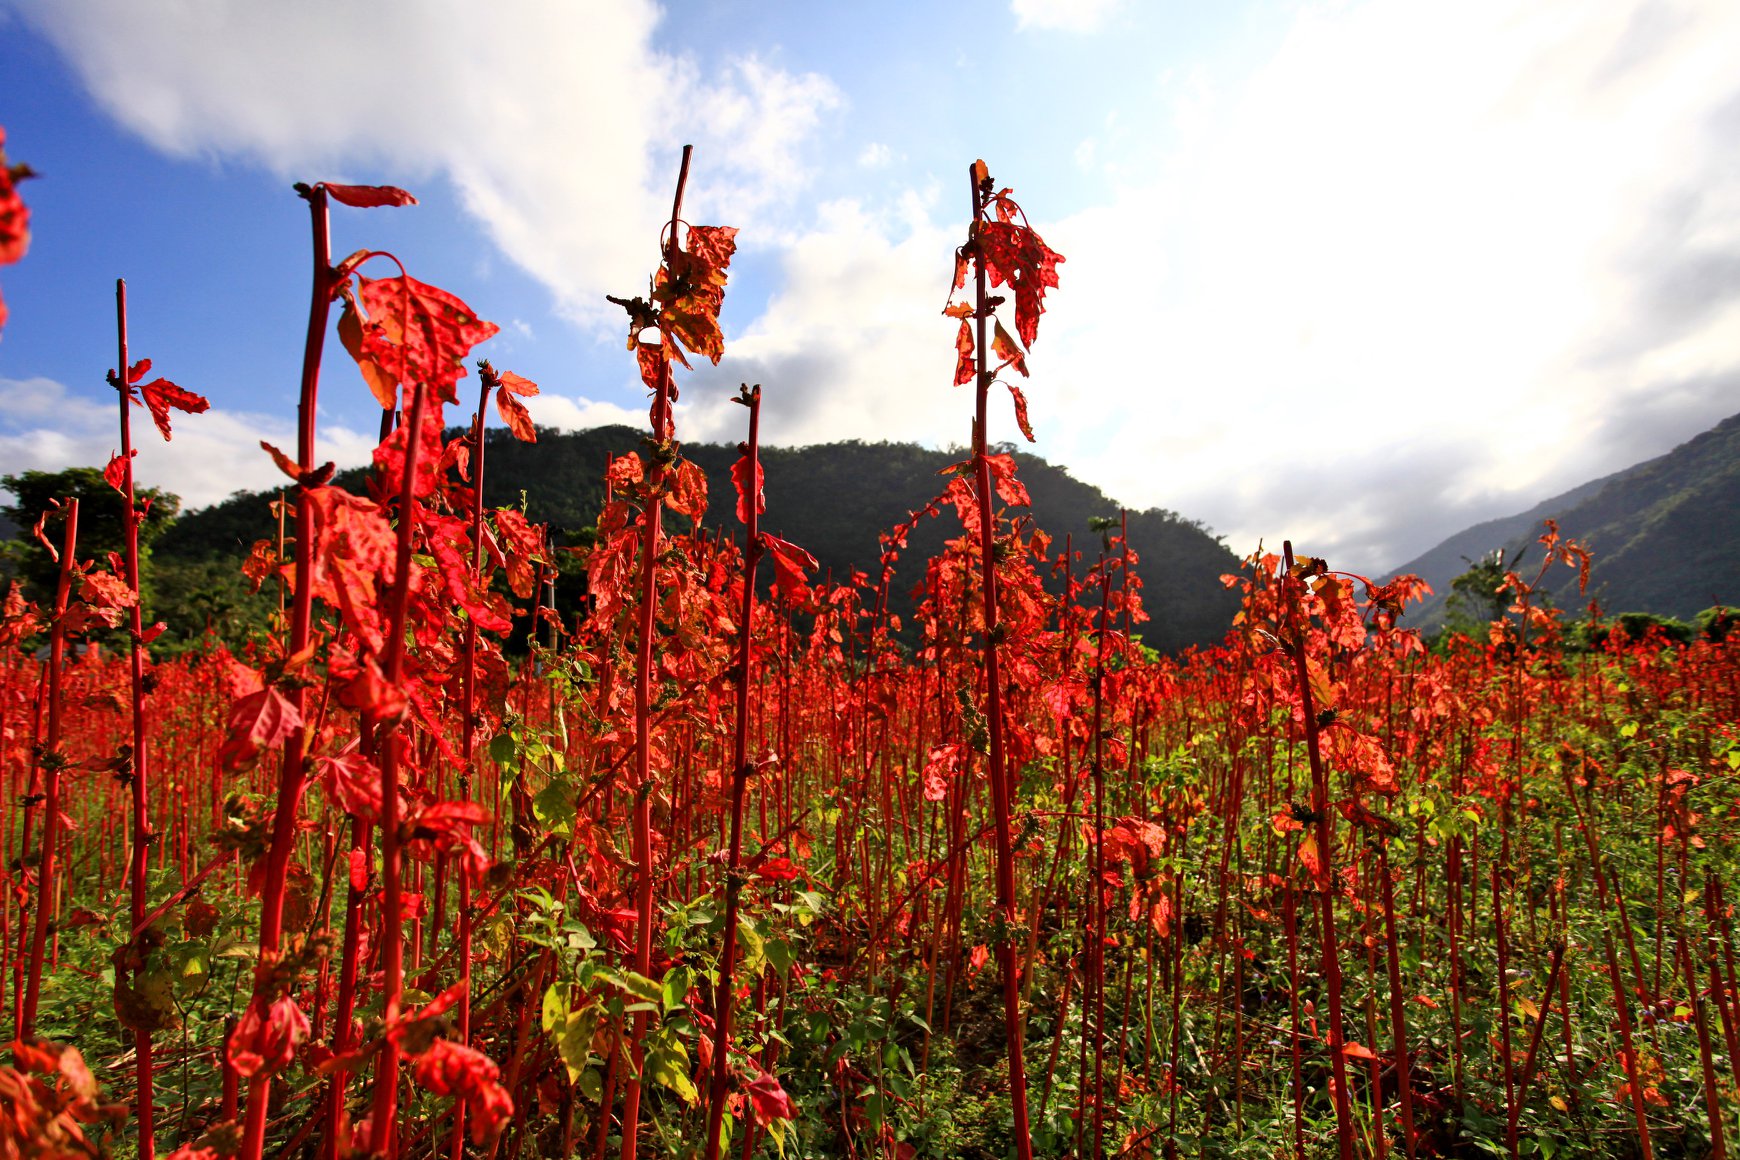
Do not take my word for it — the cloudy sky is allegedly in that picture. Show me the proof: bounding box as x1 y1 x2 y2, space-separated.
2 0 1737 574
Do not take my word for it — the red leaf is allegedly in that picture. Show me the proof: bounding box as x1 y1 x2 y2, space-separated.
921 743 964 802
606 453 644 493
317 751 382 820
0 146 29 268
975 218 1065 347
126 358 152 384
985 453 1030 507
991 318 1028 377
495 386 537 442
655 225 737 365
492 507 546 601
104 449 135 494
372 398 445 499
1343 1041 1380 1061
666 458 708 521
760 533 817 604
953 319 975 387
411 1039 514 1145
137 377 210 440
732 449 764 525
356 273 499 406
228 995 310 1079
218 685 303 773
744 1069 796 1128
754 856 801 882
1006 382 1036 442
635 342 666 393
140 621 167 645
337 291 398 411
324 183 418 208
349 847 369 893
260 440 300 482
335 658 407 729
497 370 538 396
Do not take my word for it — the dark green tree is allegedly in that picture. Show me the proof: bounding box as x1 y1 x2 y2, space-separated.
1 465 180 608
1443 549 1514 638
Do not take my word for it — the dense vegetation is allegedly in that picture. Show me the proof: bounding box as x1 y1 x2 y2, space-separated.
2 143 1737 1160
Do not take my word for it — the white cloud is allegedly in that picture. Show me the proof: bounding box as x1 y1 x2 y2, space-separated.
1012 0 1123 34
858 143 893 169
0 377 378 510
522 391 646 432
746 0 1740 573
9 0 841 326
1032 0 1740 571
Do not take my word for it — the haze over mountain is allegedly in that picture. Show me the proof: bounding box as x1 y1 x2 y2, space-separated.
1387 411 1740 629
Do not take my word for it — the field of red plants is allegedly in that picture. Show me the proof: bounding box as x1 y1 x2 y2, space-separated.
2 145 1738 1159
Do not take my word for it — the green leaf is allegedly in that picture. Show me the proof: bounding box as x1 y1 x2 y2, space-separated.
645 1037 698 1104
557 1004 601 1082
595 967 663 1005
489 733 517 765
578 1066 603 1102
737 917 766 977
542 983 568 1033
662 966 692 1014
765 937 795 976
533 779 576 837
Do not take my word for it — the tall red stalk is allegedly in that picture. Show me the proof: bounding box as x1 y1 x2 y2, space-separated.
967 161 1033 1160
366 378 431 1158
240 182 334 1160
18 499 76 1039
621 145 692 1160
705 383 763 1160
1280 542 1355 1160
113 279 157 1160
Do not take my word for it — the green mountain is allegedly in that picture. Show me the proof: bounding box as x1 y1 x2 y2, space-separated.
157 427 1243 652
1387 411 1740 628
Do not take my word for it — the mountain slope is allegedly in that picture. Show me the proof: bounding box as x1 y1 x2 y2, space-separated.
159 428 1243 652
1387 412 1740 628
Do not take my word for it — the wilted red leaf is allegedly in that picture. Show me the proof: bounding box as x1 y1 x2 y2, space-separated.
355 273 500 406
1007 383 1035 442
137 377 210 441
655 225 737 365
732 449 764 526
495 387 536 442
412 1039 514 1144
954 319 975 387
760 533 817 604
991 318 1028 378
324 183 418 208
104 449 134 494
975 218 1064 348
228 995 310 1078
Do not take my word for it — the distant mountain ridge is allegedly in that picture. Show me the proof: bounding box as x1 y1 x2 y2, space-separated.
159 427 1244 652
1386 411 1740 628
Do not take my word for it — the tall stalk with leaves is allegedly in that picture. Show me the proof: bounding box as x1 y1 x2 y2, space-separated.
945 158 1064 1159
599 145 740 1160
105 279 209 1159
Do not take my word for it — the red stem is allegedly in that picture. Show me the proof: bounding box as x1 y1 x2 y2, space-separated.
968 160 1034 1160
19 500 77 1039
705 385 764 1158
241 182 333 1160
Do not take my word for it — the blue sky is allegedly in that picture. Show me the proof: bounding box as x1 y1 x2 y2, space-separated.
3 0 1739 574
